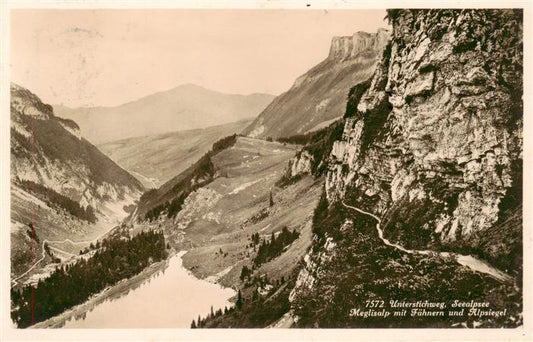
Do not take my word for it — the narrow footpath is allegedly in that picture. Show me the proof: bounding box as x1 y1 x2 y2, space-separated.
342 202 513 283
12 225 117 287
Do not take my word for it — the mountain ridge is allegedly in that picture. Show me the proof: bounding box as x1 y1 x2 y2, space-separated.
55 84 274 111
242 28 390 139
54 85 275 144
10 83 144 280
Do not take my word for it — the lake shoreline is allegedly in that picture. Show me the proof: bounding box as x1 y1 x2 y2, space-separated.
31 253 174 329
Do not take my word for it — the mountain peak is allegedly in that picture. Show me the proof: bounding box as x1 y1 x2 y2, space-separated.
172 83 210 92
53 85 275 144
328 29 390 60
11 82 55 120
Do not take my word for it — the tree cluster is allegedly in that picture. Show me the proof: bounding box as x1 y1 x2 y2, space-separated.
142 134 238 222
19 180 97 223
243 209 269 226
192 305 233 328
250 232 261 246
195 271 298 328
211 134 237 153
253 227 299 267
239 265 251 281
145 192 187 222
25 224 40 243
11 230 167 328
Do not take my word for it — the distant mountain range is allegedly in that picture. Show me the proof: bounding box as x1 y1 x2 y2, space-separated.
54 84 275 144
242 29 389 139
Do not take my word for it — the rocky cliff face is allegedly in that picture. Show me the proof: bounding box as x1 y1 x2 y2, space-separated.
328 30 390 60
287 151 314 178
289 9 522 327
11 83 144 212
327 9 522 255
243 29 390 139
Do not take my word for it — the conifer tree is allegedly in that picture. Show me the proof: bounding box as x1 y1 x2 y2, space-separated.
236 289 243 309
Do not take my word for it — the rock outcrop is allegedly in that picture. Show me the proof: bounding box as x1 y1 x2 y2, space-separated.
328 30 390 60
243 29 390 139
287 151 314 178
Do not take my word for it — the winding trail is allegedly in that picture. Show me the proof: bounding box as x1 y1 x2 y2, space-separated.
130 170 158 189
341 202 513 283
12 225 117 287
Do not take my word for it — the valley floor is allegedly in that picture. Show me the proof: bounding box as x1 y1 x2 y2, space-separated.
131 137 322 291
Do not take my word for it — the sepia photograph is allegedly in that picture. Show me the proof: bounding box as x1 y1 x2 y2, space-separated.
1 0 531 341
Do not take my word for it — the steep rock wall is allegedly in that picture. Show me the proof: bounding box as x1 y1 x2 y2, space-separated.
326 9 522 253
328 30 390 60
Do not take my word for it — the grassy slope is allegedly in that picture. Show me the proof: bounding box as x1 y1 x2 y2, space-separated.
130 137 322 294
98 120 252 188
10 184 136 283
242 50 378 139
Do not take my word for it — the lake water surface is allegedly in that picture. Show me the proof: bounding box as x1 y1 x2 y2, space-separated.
63 251 235 328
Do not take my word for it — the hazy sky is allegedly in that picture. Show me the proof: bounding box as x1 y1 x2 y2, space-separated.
11 9 388 107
